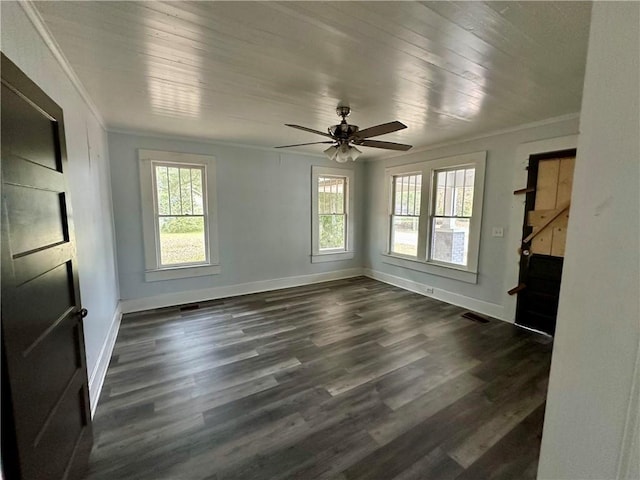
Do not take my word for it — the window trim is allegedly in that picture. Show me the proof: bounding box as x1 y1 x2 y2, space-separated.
311 165 355 263
139 149 220 282
384 151 486 282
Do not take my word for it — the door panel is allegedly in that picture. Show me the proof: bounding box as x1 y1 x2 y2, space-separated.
1 54 92 480
516 150 575 336
5 184 68 254
1 85 60 171
10 262 76 353
12 312 81 444
30 371 88 480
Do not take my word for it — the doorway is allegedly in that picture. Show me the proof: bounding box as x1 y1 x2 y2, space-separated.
515 149 576 335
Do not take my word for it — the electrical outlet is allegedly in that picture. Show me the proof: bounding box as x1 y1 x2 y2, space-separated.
492 227 504 237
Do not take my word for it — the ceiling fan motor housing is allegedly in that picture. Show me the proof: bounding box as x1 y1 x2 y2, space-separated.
329 123 359 140
277 106 412 154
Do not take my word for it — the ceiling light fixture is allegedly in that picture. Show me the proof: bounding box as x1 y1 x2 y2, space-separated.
324 143 362 163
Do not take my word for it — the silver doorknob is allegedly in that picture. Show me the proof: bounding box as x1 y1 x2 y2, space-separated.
78 308 88 319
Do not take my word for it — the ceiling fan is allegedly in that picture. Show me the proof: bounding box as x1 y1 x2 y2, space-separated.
275 106 412 162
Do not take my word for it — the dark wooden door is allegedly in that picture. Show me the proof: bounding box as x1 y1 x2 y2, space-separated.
516 150 576 335
1 54 93 479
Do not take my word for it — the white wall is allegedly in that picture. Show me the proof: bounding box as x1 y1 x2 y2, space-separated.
108 132 364 311
538 3 640 479
1 2 121 411
363 116 580 320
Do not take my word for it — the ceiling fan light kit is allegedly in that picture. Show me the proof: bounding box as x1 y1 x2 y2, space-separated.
324 144 362 163
276 106 412 162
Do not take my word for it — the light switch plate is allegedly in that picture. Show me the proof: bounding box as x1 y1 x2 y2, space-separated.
492 227 504 237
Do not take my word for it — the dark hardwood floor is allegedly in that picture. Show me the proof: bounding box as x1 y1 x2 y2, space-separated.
87 277 552 480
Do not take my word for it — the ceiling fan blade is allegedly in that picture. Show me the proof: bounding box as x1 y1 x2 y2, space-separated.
353 121 407 139
275 141 334 148
285 124 333 139
359 140 413 151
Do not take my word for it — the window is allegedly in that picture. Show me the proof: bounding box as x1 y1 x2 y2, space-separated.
318 176 346 250
390 173 422 257
154 164 206 266
384 152 486 283
311 166 355 263
139 150 220 281
431 167 475 266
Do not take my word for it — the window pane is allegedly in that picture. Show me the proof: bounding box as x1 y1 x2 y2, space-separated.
446 170 456 186
391 215 419 256
155 166 170 215
159 216 206 265
463 186 474 217
394 177 402 215
167 167 183 215
318 177 345 215
434 167 475 218
435 186 445 216
393 174 421 216
402 177 409 214
191 169 204 215
464 168 475 188
179 168 193 214
156 165 204 217
431 217 470 266
322 182 327 214
319 214 345 250
413 176 420 214
454 185 464 216
335 178 345 214
463 168 475 216
329 179 335 213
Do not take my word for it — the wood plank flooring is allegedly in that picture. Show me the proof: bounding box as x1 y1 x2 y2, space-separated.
87 277 552 480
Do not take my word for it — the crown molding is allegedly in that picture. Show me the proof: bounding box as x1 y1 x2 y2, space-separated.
107 127 328 159
19 1 106 129
366 112 581 162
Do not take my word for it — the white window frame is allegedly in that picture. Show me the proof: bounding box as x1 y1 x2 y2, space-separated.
383 151 486 283
311 165 355 263
139 149 220 282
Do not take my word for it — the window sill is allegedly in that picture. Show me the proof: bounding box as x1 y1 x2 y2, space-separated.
311 251 355 263
381 253 477 284
145 264 221 282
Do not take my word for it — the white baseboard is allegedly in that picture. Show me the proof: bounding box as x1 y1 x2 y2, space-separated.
120 268 364 314
363 268 508 322
88 302 122 418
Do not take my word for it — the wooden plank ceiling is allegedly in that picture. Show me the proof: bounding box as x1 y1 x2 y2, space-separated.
34 1 592 159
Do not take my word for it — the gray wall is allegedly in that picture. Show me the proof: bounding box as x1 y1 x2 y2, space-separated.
363 117 580 317
108 132 364 304
1 3 120 407
538 3 640 478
